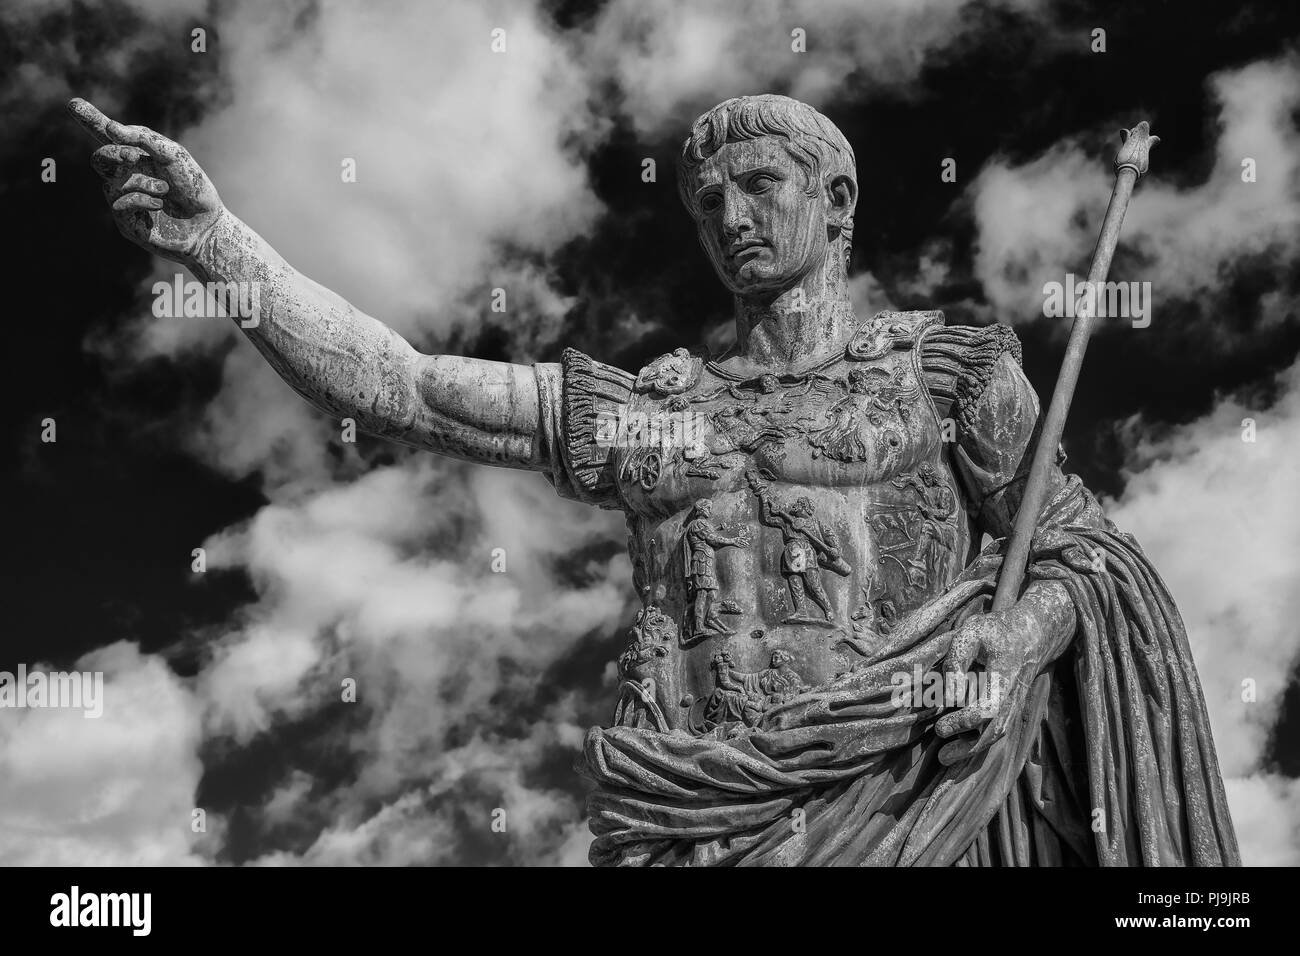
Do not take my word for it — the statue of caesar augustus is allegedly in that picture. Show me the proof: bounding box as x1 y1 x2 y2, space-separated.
72 93 1239 866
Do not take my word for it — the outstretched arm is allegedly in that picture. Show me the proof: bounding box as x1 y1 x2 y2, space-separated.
70 98 543 470
186 210 542 466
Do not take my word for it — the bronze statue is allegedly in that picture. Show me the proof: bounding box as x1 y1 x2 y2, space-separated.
69 93 1238 867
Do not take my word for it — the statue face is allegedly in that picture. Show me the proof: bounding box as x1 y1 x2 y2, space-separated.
688 137 829 295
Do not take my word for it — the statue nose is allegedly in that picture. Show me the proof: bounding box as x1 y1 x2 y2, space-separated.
722 188 753 237
722 215 754 240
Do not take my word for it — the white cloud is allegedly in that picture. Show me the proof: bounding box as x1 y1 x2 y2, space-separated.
583 0 1044 136
0 643 209 865
970 55 1300 326
190 453 625 862
1224 774 1300 867
246 695 599 866
103 0 603 364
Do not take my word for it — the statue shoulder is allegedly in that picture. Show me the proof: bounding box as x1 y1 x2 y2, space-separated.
917 322 1024 429
633 346 707 397
561 347 637 403
846 310 946 360
547 348 637 510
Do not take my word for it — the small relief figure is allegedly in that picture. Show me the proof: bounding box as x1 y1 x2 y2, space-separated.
746 470 851 626
872 464 958 591
683 460 724 480
851 596 897 635
689 649 811 733
892 464 957 587
680 420 725 480
708 403 791 455
613 603 677 732
681 499 751 640
841 583 898 661
635 347 700 396
760 649 808 702
706 376 812 453
705 649 760 726
809 366 920 462
620 448 664 492
673 372 790 409
670 373 816 479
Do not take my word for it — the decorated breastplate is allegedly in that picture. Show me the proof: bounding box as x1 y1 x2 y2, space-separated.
608 312 972 735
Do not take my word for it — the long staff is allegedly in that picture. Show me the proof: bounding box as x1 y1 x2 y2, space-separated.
991 122 1159 611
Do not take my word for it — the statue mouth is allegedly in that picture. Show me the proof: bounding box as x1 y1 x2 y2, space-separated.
727 239 768 261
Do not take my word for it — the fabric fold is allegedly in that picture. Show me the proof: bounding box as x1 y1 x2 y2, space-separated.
583 516 1240 867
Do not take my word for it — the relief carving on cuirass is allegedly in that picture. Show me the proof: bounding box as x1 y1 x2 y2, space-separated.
807 365 920 463
612 598 678 732
616 320 941 507
745 468 851 626
679 499 751 644
670 372 817 480
633 347 702 396
609 316 958 733
616 370 817 504
683 648 810 735
846 462 961 649
846 309 945 361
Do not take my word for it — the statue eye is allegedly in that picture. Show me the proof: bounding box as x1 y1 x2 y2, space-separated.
748 173 777 193
699 191 722 214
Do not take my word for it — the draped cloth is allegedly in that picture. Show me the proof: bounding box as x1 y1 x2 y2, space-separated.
582 481 1241 867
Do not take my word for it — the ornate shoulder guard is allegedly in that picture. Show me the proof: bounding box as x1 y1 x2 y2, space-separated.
557 347 636 508
919 323 1023 432
846 310 946 361
634 347 703 396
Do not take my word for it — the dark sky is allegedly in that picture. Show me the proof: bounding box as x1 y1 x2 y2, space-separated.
2 0 1298 864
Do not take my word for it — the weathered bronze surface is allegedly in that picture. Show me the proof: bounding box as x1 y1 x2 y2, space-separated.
70 94 1239 867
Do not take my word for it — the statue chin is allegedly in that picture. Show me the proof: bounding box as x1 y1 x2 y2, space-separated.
715 242 839 298
719 260 798 296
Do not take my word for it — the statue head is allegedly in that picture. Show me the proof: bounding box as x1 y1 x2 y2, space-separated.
677 94 857 297
792 496 815 517
692 498 713 519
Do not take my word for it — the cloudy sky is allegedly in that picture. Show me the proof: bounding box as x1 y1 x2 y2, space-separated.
1 0 1297 865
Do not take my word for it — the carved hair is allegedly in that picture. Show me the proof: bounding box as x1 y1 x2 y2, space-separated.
677 94 857 252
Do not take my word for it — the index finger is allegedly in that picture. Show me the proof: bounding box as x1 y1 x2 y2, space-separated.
67 98 180 164
68 98 114 146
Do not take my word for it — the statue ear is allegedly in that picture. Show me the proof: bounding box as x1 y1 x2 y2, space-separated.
826 173 857 229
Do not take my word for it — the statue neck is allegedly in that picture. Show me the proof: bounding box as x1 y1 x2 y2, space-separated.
732 248 855 375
